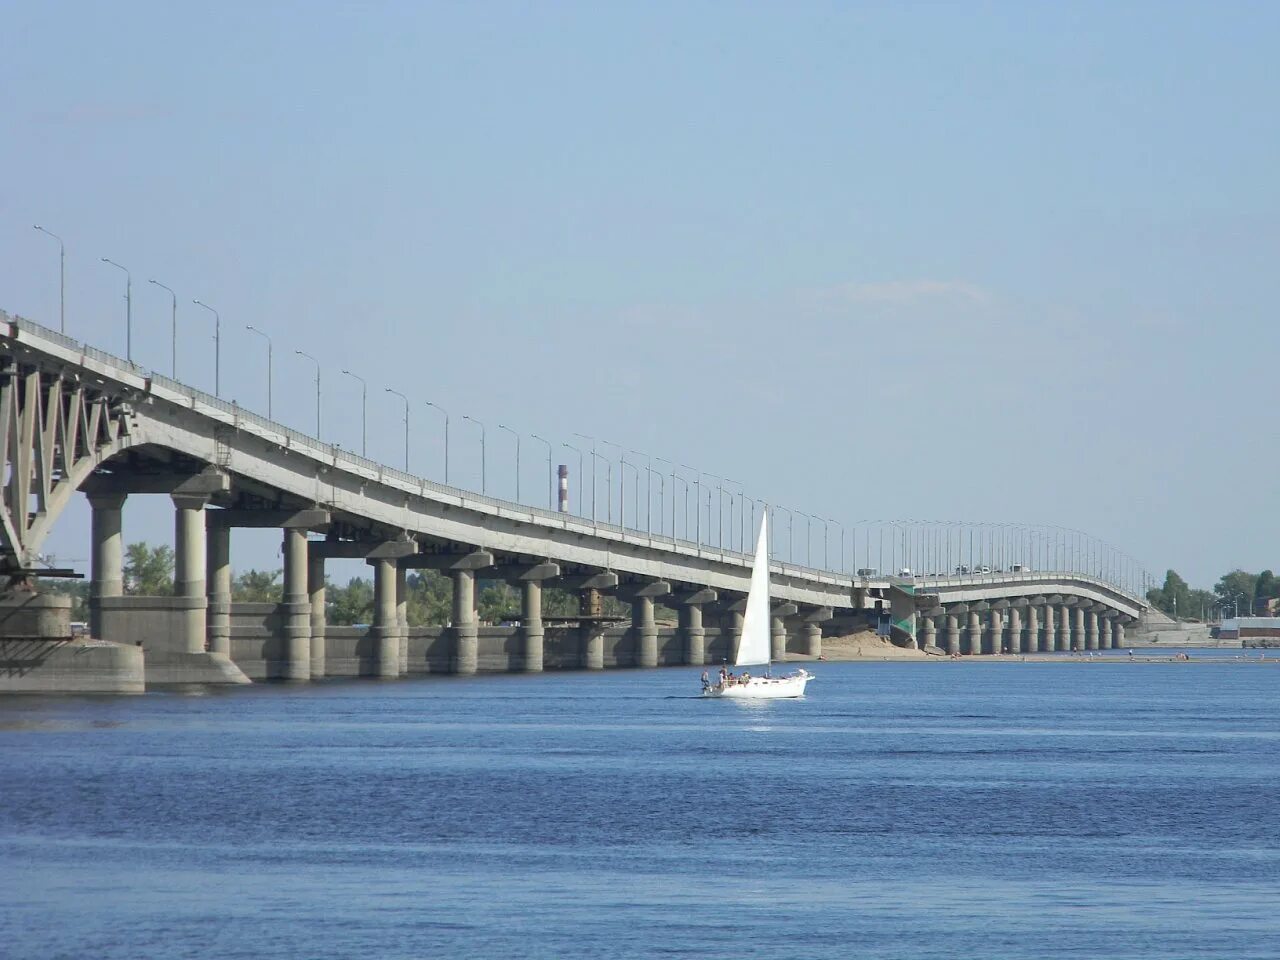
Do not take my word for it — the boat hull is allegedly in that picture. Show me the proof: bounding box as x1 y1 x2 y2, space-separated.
704 670 812 699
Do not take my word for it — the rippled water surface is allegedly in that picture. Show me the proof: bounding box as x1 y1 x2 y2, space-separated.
3 658 1279 959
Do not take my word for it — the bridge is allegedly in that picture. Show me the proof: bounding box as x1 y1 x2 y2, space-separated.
0 310 1148 691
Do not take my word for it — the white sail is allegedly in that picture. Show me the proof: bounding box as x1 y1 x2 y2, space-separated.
735 510 772 667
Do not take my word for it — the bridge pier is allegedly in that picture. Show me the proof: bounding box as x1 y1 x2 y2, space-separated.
988 607 1004 655
1041 602 1056 652
944 609 961 655
802 606 830 658
173 493 210 656
719 602 745 663
1007 604 1023 655
308 551 326 678
673 588 715 666
505 563 558 673
919 615 938 650
1072 606 1086 652
579 587 605 670
1114 619 1126 648
1085 608 1099 650
1099 613 1112 650
966 608 983 655
621 581 671 668
396 566 408 675
206 519 231 657
1059 604 1073 652
280 527 311 681
87 492 126 641
772 602 797 661
451 568 479 675
1025 603 1039 653
368 559 399 678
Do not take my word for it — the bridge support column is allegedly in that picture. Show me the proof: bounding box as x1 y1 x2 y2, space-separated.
173 494 209 655
88 492 126 641
1007 606 1023 655
280 527 311 681
1072 607 1086 652
522 579 545 673
1114 620 1126 648
988 609 1003 655
1085 609 1099 650
920 616 937 650
674 588 715 665
1059 605 1073 652
206 518 231 657
1041 604 1056 652
579 588 605 670
369 558 399 678
308 551 326 679
944 612 961 655
1099 614 1112 650
396 566 408 676
451 568 479 675
620 581 670 668
966 610 982 655
721 606 745 662
802 607 830 658
1025 605 1039 654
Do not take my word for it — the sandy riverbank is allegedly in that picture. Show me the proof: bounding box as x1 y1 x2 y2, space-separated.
790 630 930 661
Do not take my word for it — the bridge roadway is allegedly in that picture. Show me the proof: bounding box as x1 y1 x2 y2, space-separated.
0 311 1147 687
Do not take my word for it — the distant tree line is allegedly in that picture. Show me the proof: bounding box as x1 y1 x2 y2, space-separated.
39 542 662 627
1146 568 1280 620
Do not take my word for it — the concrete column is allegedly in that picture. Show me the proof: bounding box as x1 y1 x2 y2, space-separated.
522 579 544 673
632 594 658 668
988 609 1003 655
920 616 938 650
1025 605 1039 654
172 494 209 654
308 551 326 679
1073 607 1086 652
579 587 604 670
680 602 706 665
770 614 787 662
280 527 311 681
370 558 398 678
396 565 408 675
1059 606 1072 652
966 611 982 655
721 607 745 661
1007 606 1023 655
1084 609 1098 650
206 518 231 657
1099 615 1112 650
944 613 961 655
1114 620 1126 648
88 492 126 640
451 568 478 675
1041 604 1055 652
802 622 822 658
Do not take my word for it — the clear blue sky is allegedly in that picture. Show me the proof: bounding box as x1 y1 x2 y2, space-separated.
2 1 1277 589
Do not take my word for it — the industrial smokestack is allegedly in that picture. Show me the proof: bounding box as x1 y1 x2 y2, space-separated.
557 464 569 513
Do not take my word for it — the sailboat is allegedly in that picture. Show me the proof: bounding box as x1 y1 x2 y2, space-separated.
703 509 813 699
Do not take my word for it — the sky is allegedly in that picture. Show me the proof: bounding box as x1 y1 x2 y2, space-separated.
1 1 1277 589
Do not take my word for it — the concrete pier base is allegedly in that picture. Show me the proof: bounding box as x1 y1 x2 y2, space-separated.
1 639 145 694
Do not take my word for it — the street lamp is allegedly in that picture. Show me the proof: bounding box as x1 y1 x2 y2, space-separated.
191 300 222 396
574 433 598 523
100 258 132 362
341 369 366 456
247 325 274 418
498 424 520 502
681 464 702 547
462 414 486 494
530 433 553 510
385 387 409 471
294 350 321 437
775 505 795 563
632 449 653 534
600 439 626 528
32 225 65 333
148 279 178 377
655 457 675 538
425 401 450 484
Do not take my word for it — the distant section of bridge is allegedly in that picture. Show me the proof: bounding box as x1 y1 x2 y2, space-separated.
0 310 1148 691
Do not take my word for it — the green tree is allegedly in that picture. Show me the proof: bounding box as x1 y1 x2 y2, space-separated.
124 542 174 596
1214 569 1257 616
405 570 451 625
233 569 282 603
328 577 373 626
1147 569 1191 618
478 581 518 624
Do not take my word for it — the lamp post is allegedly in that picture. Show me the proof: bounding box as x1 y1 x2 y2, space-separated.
795 511 814 566
425 401 450 484
775 505 794 563
681 465 701 547
33 225 65 333
100 258 132 362
463 414 486 494
498 424 520 502
148 279 178 377
620 460 639 532
574 433 598 523
530 434 553 510
247 325 274 418
562 442 584 519
655 457 674 538
385 387 409 471
672 472 689 541
192 300 221 396
600 439 625 527
294 350 321 438
341 370 366 456
632 449 653 534
827 518 845 573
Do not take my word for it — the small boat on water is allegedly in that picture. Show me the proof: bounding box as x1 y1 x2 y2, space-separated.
702 509 813 699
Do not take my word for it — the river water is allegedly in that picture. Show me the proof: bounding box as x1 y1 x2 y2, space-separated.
3 657 1279 959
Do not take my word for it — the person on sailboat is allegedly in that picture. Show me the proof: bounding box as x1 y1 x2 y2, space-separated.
701 671 710 692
